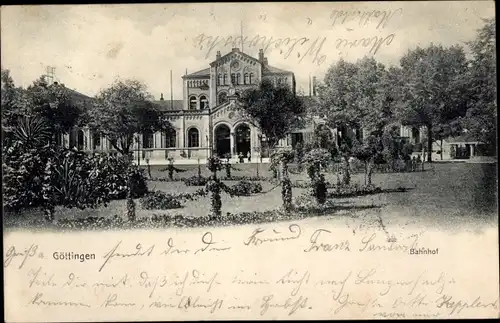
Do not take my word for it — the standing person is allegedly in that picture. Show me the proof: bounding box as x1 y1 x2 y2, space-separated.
247 152 251 162
238 152 244 163
412 156 417 172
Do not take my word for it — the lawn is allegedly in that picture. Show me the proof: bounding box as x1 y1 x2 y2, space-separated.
4 162 497 231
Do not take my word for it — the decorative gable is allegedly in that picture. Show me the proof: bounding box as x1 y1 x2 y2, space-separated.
211 100 246 126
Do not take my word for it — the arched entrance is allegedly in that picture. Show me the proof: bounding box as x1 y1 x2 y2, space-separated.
235 123 251 158
214 124 231 158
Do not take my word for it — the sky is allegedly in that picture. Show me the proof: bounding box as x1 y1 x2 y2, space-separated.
1 2 495 99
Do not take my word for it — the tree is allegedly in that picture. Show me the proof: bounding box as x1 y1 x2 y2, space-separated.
317 59 364 185
462 18 497 152
352 135 382 185
89 79 171 156
88 79 173 221
396 44 469 162
241 79 305 154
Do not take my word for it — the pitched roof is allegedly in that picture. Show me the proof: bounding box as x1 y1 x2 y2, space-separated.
262 65 293 75
184 68 211 78
153 99 184 111
211 48 261 67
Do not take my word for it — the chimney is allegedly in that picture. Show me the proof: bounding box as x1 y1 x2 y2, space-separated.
216 51 221 60
312 76 317 96
258 49 264 62
160 93 164 101
263 58 268 65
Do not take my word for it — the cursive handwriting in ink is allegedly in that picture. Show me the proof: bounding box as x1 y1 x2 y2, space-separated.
189 269 220 292
195 232 231 254
276 269 310 296
27 267 57 288
304 229 351 252
244 224 301 246
330 8 403 29
4 244 43 269
100 293 136 308
28 292 91 308
178 296 224 314
260 294 309 316
161 238 190 255
436 295 499 315
99 241 155 272
334 33 395 56
139 271 168 298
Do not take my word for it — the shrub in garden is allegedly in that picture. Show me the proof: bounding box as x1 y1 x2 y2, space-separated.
2 141 51 212
140 191 182 210
270 150 295 211
328 183 382 198
159 157 186 180
301 148 331 205
230 181 263 196
182 175 208 186
205 156 234 219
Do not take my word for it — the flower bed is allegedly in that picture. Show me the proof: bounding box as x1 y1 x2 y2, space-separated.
140 189 207 210
230 181 263 196
139 191 182 210
328 184 383 198
182 175 208 186
226 175 269 181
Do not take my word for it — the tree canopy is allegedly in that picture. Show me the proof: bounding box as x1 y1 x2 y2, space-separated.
241 79 305 148
88 79 173 155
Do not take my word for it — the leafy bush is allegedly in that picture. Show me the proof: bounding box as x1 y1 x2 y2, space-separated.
230 181 263 196
140 191 182 210
293 193 335 212
2 141 51 211
2 142 148 214
182 175 208 186
227 175 268 181
328 183 382 198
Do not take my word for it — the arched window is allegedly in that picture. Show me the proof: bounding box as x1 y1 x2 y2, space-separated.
163 128 176 148
231 73 236 84
218 92 228 105
244 73 249 84
189 96 197 110
217 74 222 85
236 73 241 85
188 128 199 147
199 95 208 110
223 74 227 85
249 73 254 84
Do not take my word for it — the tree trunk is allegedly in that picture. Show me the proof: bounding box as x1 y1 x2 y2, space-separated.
440 139 443 160
364 161 368 186
426 124 433 163
280 160 292 211
342 156 350 186
367 159 373 186
123 151 136 222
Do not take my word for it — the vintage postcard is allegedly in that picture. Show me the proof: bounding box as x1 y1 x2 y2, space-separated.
2 1 498 321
